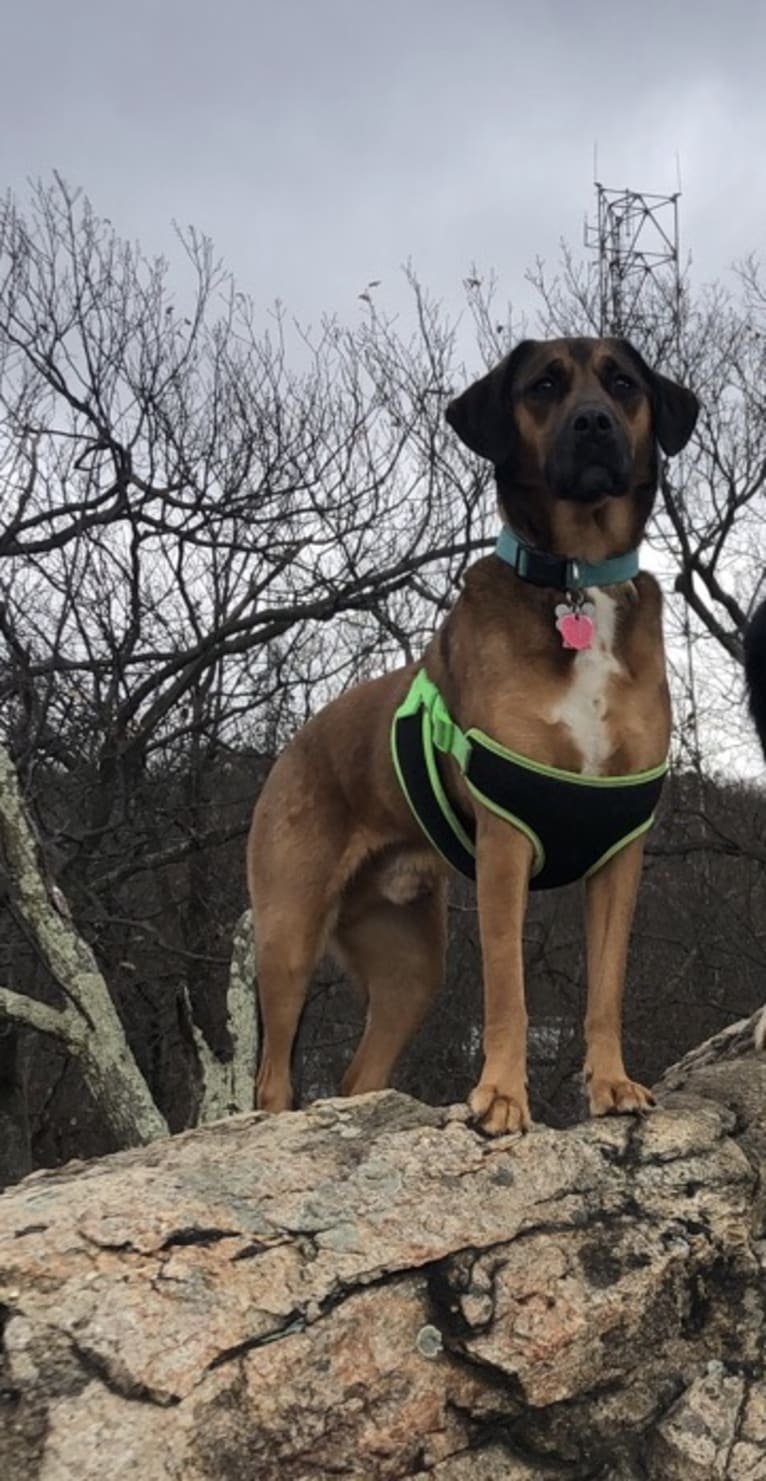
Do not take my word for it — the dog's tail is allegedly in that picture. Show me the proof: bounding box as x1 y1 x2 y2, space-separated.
744 598 766 760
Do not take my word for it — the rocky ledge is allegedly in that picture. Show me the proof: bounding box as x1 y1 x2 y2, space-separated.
2 1017 766 1479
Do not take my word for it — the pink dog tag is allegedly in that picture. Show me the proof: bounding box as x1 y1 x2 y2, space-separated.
555 603 595 651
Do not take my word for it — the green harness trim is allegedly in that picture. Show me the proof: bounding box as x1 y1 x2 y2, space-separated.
391 669 668 890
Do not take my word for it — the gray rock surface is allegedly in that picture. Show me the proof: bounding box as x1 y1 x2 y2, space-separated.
1 1030 766 1478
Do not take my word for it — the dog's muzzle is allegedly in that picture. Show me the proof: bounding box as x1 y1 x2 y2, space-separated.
545 402 633 503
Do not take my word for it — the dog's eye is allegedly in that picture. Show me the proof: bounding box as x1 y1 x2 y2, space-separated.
530 375 556 395
613 373 636 394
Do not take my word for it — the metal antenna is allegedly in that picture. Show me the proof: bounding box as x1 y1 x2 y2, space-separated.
584 180 683 358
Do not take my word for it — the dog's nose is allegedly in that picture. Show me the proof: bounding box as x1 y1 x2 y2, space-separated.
571 405 615 440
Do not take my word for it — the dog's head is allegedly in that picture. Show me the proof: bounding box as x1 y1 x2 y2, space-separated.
445 337 698 546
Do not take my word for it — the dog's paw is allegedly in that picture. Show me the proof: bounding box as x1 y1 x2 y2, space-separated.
255 1063 294 1114
468 1082 531 1136
587 1075 655 1118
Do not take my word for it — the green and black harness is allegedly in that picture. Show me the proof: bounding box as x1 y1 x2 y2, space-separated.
390 530 667 891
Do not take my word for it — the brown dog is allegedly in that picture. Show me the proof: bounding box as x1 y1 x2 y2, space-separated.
248 338 698 1134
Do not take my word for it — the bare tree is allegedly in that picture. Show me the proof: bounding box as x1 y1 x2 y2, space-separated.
0 178 509 1163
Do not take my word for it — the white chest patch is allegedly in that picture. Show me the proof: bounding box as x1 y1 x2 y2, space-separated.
551 589 623 775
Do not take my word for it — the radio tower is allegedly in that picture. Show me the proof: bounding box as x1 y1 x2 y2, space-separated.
584 183 684 354
585 182 705 797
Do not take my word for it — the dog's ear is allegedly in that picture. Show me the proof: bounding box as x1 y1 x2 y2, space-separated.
618 341 699 456
445 340 535 465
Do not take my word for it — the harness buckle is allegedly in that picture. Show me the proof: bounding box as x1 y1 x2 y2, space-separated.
431 703 471 772
432 710 455 755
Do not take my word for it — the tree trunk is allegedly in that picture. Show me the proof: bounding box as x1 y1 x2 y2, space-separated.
0 744 260 1150
1 1014 765 1480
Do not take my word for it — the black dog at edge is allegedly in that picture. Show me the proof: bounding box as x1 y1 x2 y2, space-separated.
745 600 766 756
744 601 766 1053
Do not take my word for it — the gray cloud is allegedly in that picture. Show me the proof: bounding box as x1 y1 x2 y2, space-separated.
2 0 765 338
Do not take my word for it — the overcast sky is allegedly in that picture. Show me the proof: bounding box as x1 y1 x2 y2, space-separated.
3 0 766 343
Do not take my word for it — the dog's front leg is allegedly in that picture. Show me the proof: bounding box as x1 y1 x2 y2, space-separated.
470 814 533 1135
584 835 655 1116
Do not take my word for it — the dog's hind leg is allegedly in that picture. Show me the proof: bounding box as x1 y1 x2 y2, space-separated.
252 892 333 1113
332 881 447 1096
248 773 348 1113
